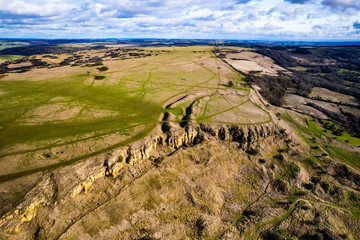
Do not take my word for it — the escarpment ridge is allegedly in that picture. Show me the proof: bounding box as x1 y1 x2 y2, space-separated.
0 118 282 238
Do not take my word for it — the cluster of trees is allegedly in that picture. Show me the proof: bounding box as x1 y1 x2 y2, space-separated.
0 45 83 56
324 48 360 66
30 58 49 67
321 120 344 136
103 48 155 59
128 52 151 57
0 57 50 74
249 69 360 106
82 57 104 67
248 72 291 106
255 48 299 67
251 46 360 103
343 111 360 137
104 52 121 58
318 110 360 137
0 51 107 74
246 46 360 137
0 64 8 74
90 45 107 50
94 75 105 80
42 55 59 59
97 66 109 71
59 56 81 66
293 48 312 55
59 55 104 67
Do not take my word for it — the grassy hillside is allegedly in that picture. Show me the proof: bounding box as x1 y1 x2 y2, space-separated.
0 46 256 181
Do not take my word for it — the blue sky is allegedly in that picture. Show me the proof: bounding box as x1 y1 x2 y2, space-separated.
0 0 359 40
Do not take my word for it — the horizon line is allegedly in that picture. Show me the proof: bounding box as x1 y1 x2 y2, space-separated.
1 37 360 43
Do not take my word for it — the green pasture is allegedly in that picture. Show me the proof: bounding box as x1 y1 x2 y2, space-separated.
0 55 24 61
280 112 360 170
0 46 249 181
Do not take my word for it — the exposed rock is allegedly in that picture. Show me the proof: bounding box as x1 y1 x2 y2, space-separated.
0 121 282 239
0 173 57 234
290 165 310 189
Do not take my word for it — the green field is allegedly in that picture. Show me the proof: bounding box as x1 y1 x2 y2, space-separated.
0 55 24 61
0 46 267 181
0 40 30 51
280 112 360 170
338 68 360 75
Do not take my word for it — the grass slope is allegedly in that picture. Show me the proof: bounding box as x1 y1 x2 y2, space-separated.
0 46 254 181
280 112 360 170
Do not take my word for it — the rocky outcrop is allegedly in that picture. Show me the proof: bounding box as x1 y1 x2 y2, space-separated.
0 174 57 234
105 123 281 179
200 122 280 149
70 170 105 198
0 121 282 238
166 128 201 149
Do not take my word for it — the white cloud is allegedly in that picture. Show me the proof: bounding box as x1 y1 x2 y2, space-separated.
0 0 358 39
0 0 76 17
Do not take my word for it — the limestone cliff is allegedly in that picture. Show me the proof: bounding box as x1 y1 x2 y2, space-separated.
0 121 283 239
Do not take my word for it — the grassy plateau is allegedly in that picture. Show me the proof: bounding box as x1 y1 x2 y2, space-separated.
0 46 266 182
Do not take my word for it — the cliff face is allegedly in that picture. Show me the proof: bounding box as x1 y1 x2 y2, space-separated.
200 123 279 149
106 122 279 178
0 122 282 239
1 117 360 240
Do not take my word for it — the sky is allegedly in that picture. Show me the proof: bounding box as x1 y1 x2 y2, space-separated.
0 0 359 40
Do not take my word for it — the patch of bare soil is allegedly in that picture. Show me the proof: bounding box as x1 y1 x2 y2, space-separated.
224 51 288 76
309 87 359 106
341 105 360 117
285 94 337 119
7 62 32 69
